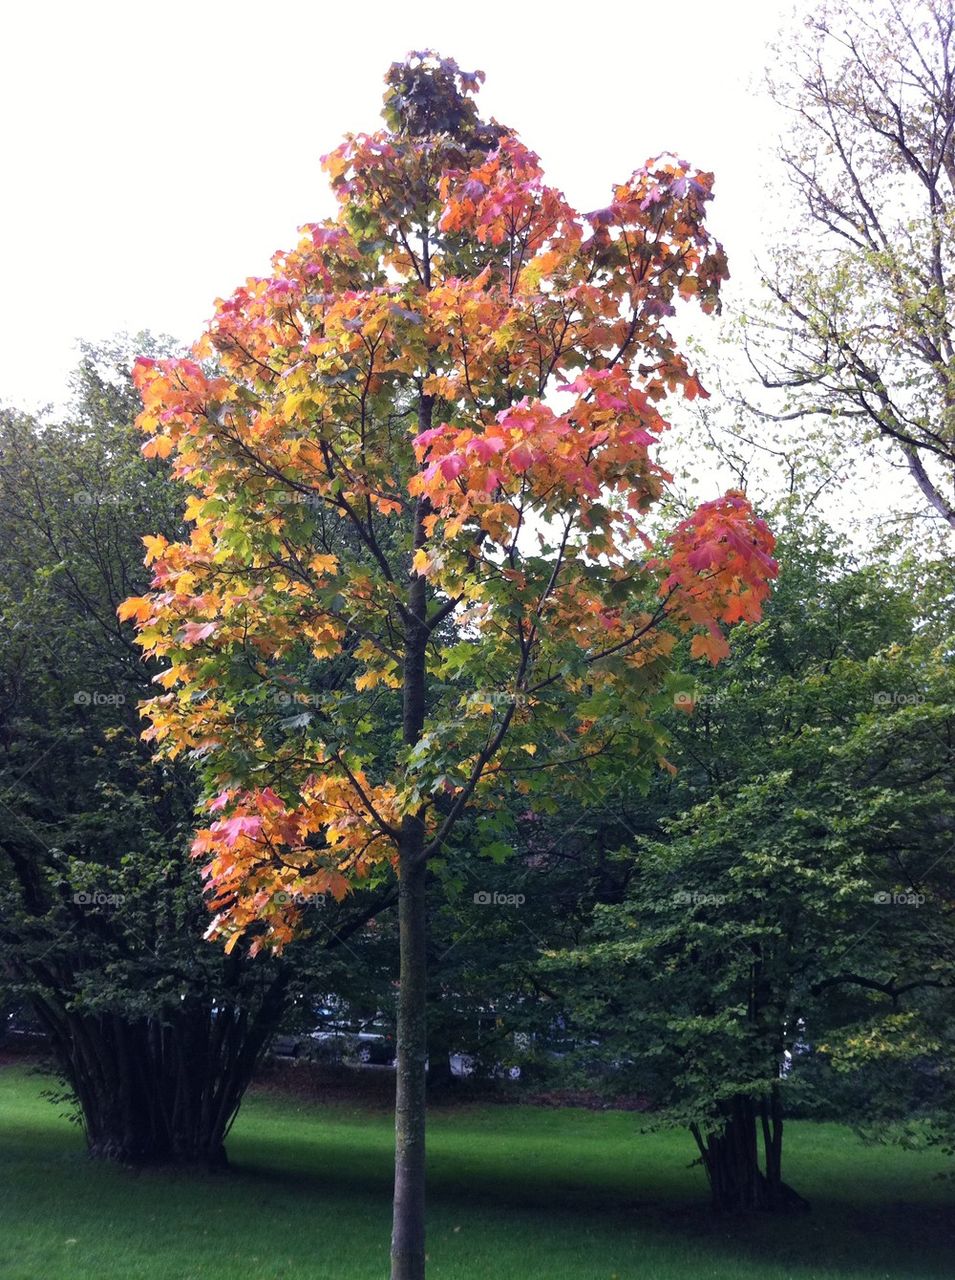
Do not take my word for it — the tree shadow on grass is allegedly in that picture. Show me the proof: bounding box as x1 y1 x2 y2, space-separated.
224 1127 955 1280
3 1069 952 1280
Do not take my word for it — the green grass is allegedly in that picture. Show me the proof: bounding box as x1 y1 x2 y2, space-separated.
1 1064 952 1279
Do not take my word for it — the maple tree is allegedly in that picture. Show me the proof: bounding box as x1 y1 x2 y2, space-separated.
121 53 776 1279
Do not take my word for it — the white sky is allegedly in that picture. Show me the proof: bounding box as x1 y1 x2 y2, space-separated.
11 0 925 546
1 0 791 412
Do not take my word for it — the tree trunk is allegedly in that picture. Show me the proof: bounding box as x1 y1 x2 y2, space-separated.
28 980 286 1168
693 1091 809 1213
390 844 428 1279
389 409 434 1279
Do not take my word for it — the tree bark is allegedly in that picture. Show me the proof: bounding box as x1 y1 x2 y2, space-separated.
384 191 447 1271
693 1091 809 1214
390 843 429 1279
23 975 287 1168
390 466 433 1279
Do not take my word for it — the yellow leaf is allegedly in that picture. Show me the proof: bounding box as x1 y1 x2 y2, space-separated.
283 391 310 418
142 433 175 459
142 534 168 565
183 494 205 523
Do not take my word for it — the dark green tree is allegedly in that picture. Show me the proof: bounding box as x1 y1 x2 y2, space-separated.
0 339 392 1164
545 520 955 1210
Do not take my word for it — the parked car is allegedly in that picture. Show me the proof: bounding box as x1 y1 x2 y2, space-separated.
449 1052 521 1080
272 1004 395 1066
0 1004 51 1052
340 1018 396 1065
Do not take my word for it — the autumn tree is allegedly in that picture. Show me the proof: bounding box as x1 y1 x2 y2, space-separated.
123 54 776 1278
751 0 955 532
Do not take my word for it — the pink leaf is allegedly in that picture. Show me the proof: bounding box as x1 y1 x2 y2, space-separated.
509 443 535 473
467 435 505 461
181 621 217 644
216 815 264 847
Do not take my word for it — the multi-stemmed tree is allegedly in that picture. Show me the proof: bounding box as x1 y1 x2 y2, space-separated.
0 342 293 1167
123 55 776 1278
546 517 955 1211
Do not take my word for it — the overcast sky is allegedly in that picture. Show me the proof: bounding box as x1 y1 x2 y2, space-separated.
2 0 791 412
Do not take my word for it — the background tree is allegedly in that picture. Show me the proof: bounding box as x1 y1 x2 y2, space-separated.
546 518 955 1210
123 53 776 1278
750 0 955 532
0 339 391 1165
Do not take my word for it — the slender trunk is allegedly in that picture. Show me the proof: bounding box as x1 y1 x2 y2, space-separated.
390 842 428 1279
391 398 433 1278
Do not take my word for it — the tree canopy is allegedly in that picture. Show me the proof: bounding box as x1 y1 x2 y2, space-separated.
119 52 777 1278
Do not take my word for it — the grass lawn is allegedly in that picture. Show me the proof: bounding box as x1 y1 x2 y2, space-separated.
0 1063 952 1279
